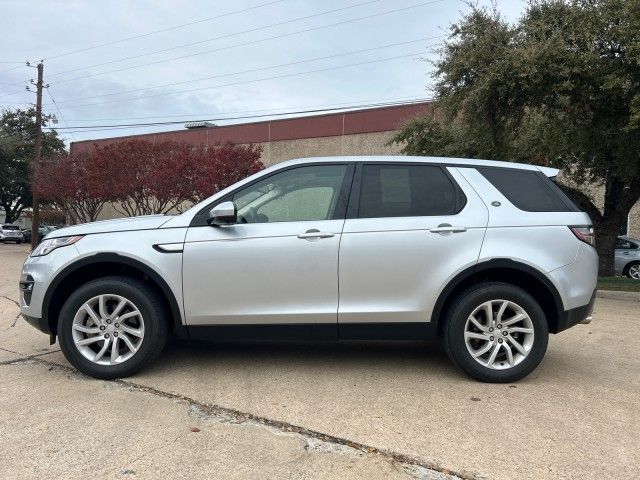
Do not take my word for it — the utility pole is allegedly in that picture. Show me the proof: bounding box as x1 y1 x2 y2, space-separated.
30 61 43 249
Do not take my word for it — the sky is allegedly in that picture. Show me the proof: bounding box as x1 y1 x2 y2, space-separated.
0 0 526 145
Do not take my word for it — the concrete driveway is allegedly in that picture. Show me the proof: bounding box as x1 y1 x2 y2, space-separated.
0 243 638 479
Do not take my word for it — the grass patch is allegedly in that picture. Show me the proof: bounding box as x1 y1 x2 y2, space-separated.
597 276 640 292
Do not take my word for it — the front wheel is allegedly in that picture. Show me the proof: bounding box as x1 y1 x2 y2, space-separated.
624 261 640 280
58 276 168 379
443 282 549 383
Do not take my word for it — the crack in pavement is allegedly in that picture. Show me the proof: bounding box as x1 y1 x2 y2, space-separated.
4 313 21 330
0 295 19 307
126 431 187 467
1 356 479 480
0 348 62 365
0 295 22 329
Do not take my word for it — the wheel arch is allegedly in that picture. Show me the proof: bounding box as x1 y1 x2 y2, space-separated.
43 253 186 342
623 259 640 277
432 259 565 335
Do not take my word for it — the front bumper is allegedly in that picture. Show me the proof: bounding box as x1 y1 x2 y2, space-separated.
22 314 50 335
555 289 596 333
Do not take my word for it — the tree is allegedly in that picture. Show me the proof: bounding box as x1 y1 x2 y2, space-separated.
90 139 263 216
391 0 640 275
0 108 65 223
35 151 109 224
192 142 264 200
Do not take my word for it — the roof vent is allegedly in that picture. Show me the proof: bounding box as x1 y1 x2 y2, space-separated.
184 121 216 129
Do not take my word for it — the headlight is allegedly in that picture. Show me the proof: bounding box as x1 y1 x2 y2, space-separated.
31 235 84 257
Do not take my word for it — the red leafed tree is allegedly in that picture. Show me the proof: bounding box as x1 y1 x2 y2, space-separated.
92 139 197 216
192 142 264 200
92 139 264 216
35 151 109 224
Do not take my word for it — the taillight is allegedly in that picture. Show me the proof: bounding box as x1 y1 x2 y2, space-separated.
569 226 595 247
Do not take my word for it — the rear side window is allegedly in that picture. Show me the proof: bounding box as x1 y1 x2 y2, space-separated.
615 238 638 250
478 167 579 212
358 164 463 218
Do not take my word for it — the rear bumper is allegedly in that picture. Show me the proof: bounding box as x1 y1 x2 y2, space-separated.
555 289 596 333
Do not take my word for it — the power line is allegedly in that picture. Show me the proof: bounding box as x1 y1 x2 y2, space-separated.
49 0 443 85
0 87 29 98
46 86 77 141
46 98 433 134
48 0 380 81
51 51 426 109
41 0 288 61
53 36 441 105
62 94 431 122
0 64 27 76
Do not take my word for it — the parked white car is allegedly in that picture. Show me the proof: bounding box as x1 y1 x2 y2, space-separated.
615 236 640 279
19 156 597 382
1 224 24 243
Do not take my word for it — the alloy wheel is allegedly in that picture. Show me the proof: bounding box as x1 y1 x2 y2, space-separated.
71 294 145 366
464 299 535 370
629 264 640 280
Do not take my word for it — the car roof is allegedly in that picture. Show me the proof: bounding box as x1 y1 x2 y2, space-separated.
619 235 640 243
274 156 560 178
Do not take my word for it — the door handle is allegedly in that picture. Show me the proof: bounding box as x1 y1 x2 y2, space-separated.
297 229 335 239
429 224 467 234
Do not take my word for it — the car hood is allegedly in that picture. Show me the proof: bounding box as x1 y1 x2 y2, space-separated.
46 215 174 238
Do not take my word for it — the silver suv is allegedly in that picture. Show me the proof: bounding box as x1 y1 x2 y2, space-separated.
19 156 597 382
1 224 24 243
615 236 640 279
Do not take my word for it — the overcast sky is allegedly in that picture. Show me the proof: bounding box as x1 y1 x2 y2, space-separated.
0 0 526 145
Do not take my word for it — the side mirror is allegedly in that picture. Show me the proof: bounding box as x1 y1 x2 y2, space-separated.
208 201 237 226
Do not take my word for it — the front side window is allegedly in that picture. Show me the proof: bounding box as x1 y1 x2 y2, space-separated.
357 164 460 218
232 164 347 223
615 238 638 250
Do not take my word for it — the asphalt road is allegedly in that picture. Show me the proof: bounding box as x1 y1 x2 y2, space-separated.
0 243 638 479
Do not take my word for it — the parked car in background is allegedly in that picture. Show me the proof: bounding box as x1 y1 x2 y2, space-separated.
1 224 24 243
615 236 640 279
19 156 597 383
22 226 57 245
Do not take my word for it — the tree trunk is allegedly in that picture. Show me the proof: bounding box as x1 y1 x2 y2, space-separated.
2 204 21 224
597 175 640 276
594 226 617 277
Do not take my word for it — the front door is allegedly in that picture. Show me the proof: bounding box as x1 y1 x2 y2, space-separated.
183 163 352 326
338 163 488 327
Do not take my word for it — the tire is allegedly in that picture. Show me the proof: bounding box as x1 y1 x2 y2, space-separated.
17 240 22 244
623 261 640 280
58 276 168 379
443 282 549 383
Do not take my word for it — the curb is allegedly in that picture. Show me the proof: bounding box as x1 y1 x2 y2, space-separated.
596 290 640 302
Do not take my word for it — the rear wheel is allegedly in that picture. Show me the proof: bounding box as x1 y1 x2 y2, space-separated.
624 262 640 280
443 282 549 383
58 276 168 379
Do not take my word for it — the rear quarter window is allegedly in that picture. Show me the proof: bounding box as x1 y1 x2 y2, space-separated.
477 167 579 212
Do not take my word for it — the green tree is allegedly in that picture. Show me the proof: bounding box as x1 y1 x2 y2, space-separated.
391 0 640 275
0 108 65 223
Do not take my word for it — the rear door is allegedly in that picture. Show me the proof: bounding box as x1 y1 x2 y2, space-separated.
337 162 488 328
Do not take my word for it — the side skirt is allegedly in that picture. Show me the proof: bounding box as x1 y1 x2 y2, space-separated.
184 323 437 342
